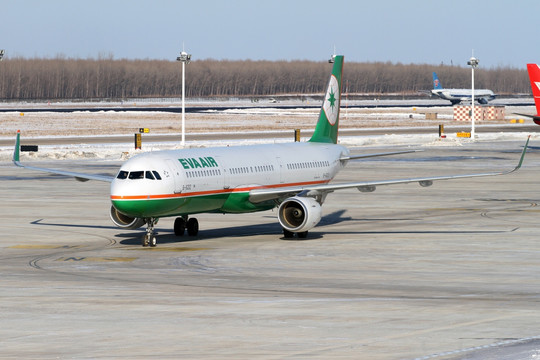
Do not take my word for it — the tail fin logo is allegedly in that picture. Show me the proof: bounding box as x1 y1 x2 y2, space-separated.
323 75 340 125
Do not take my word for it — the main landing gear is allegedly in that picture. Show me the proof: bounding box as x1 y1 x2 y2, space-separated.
283 228 308 239
174 216 199 237
141 216 200 247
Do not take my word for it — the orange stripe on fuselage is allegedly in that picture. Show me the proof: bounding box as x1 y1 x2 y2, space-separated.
110 180 329 201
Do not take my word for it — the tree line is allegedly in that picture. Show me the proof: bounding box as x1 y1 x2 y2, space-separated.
0 56 530 100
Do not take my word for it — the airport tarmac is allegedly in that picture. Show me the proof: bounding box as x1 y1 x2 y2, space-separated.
1 139 540 359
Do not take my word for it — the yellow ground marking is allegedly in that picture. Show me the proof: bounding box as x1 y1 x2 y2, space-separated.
55 257 137 262
426 208 486 212
10 244 84 249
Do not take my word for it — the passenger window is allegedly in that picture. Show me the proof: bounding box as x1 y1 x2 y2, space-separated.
117 170 128 179
128 171 144 180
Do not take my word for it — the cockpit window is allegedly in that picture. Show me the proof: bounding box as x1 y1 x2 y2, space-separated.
116 170 128 179
128 171 144 180
117 170 162 180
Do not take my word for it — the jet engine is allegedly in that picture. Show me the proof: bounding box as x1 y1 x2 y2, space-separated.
109 205 145 229
278 196 322 232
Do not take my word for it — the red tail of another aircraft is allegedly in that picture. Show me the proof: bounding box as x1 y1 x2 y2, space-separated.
526 64 540 124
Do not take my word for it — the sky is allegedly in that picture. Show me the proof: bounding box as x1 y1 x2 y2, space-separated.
2 0 539 68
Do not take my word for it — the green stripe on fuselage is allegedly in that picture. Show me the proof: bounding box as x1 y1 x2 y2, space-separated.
112 191 275 218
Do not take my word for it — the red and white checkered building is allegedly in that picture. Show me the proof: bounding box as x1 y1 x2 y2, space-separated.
453 105 505 121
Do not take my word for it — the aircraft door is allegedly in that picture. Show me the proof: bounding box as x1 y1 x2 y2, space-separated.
165 159 183 194
216 156 230 189
275 156 283 184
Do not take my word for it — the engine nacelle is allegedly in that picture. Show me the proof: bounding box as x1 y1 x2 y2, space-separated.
478 98 488 105
278 196 322 232
109 205 146 229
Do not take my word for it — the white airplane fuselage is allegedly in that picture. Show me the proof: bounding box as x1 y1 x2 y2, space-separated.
111 141 349 219
431 88 495 104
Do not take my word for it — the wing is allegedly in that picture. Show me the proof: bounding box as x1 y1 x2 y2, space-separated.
12 131 115 183
417 90 433 97
514 113 540 123
340 149 420 161
249 137 529 204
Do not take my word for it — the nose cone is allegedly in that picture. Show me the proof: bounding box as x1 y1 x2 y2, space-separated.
110 177 128 198
110 178 147 217
109 156 178 218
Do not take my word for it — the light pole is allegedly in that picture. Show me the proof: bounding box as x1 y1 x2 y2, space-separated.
176 50 191 146
1 50 4 99
467 55 479 140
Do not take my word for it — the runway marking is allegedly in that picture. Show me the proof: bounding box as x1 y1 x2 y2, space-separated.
413 334 540 360
425 208 486 212
10 244 84 249
55 257 137 262
371 314 515 344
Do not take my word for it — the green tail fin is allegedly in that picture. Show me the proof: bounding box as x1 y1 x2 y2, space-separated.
13 130 20 163
309 55 344 144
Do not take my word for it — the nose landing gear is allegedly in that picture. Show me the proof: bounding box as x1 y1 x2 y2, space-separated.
142 218 158 247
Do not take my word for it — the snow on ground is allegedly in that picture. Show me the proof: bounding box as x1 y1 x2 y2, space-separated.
0 99 536 162
0 96 530 109
0 131 535 163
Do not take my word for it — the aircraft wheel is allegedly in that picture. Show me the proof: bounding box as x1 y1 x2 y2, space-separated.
297 231 308 239
150 236 157 247
174 217 186 236
142 234 150 247
187 218 199 236
283 229 294 238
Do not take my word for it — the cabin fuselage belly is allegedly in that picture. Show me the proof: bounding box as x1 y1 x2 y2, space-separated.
110 142 348 218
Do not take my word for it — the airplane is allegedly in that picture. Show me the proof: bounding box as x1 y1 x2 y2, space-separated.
431 72 496 105
514 63 540 125
13 55 529 247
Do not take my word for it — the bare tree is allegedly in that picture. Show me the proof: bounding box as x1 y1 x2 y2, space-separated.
0 57 531 100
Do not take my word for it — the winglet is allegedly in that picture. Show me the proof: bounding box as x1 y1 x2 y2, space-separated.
513 135 530 172
13 130 21 165
503 135 530 175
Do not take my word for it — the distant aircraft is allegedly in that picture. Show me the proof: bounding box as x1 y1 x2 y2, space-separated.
515 64 540 125
13 55 528 247
431 72 496 105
